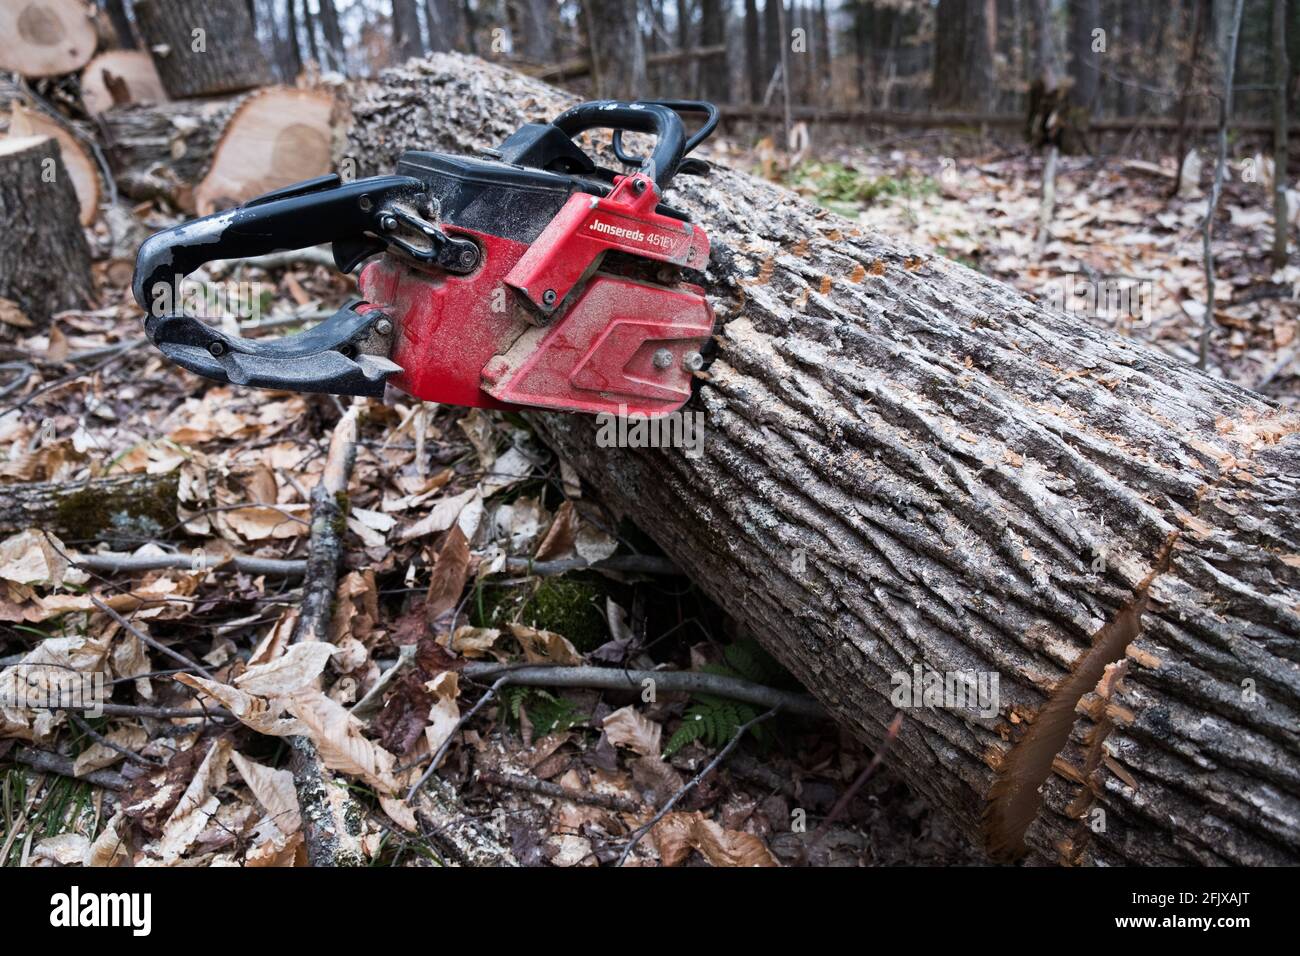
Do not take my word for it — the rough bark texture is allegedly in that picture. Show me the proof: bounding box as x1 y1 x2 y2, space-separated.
98 96 242 209
0 137 93 332
0 471 182 539
342 55 1300 866
133 0 273 99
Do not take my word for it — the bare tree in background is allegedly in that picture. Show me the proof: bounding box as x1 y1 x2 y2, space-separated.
318 0 346 71
1066 0 1100 111
1200 0 1247 368
589 0 646 99
393 0 426 62
1274 0 1290 270
932 0 995 110
745 0 762 102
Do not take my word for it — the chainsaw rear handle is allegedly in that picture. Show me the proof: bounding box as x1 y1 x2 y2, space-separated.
550 101 687 191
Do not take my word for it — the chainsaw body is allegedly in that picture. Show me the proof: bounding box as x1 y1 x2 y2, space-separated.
132 101 718 418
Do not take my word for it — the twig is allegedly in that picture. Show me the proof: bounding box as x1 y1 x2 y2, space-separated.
70 713 165 768
406 674 511 801
616 705 780 866
477 769 643 813
460 662 826 719
798 711 904 865
91 596 215 681
11 746 129 791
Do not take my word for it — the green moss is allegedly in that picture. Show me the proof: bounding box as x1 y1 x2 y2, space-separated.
470 575 608 652
53 474 179 541
524 576 607 652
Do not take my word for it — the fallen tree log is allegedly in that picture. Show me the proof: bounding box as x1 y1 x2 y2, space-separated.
0 471 180 538
342 55 1300 866
132 0 272 99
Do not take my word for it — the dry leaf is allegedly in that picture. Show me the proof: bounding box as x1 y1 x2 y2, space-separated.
652 811 779 867
234 641 336 696
286 689 400 794
231 750 301 836
602 705 662 757
510 623 582 664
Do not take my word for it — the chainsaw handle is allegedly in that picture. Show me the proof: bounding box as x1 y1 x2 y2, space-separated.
612 100 719 169
551 101 686 191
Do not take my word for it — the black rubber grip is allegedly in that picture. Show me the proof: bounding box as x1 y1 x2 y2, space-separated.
550 101 686 190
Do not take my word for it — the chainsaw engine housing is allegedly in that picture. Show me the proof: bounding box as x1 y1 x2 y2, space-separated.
132 100 719 419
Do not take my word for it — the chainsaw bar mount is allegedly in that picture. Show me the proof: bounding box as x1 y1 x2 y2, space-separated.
132 100 719 417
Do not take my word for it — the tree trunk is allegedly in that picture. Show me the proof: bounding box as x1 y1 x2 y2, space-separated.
341 54 1300 867
700 0 728 103
763 0 781 91
745 0 762 103
932 0 996 110
133 0 274 98
392 0 426 63
0 0 98 78
587 0 645 99
1274 0 1290 270
0 137 93 334
103 0 138 49
318 0 346 71
1067 0 1101 110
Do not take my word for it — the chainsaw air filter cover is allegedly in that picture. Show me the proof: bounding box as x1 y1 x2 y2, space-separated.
133 100 719 418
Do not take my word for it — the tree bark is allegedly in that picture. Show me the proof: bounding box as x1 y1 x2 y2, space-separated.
392 0 426 63
0 471 181 539
745 0 763 103
133 0 274 98
344 55 1300 866
0 137 93 333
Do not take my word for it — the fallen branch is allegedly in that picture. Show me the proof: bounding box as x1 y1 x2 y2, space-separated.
459 663 826 719
12 745 129 791
477 769 643 813
286 404 367 867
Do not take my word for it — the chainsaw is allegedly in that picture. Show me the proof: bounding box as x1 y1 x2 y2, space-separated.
132 100 718 418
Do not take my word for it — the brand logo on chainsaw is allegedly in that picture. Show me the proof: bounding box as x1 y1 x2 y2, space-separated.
588 218 677 251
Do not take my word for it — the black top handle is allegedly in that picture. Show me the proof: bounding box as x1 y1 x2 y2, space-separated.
611 100 719 171
550 101 686 191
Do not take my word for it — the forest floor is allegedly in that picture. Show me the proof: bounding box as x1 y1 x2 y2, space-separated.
0 138 1292 867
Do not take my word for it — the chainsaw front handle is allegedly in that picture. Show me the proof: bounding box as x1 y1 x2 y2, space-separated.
551 101 687 191
133 173 480 397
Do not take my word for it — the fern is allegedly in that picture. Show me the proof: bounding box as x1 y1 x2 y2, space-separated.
662 639 786 757
499 686 583 737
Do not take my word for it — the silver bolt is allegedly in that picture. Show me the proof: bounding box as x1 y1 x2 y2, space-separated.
542 289 558 306
374 318 392 335
208 341 225 357
459 247 478 267
652 348 673 369
380 214 397 232
682 351 704 371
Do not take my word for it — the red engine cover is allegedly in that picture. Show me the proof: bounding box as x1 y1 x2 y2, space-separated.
359 173 713 419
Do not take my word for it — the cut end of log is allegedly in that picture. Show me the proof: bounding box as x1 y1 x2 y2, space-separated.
0 0 97 78
80 50 169 115
194 87 335 216
5 101 99 224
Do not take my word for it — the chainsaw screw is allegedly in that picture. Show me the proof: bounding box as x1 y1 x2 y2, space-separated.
374 318 392 335
653 348 673 369
380 214 398 232
208 342 225 357
683 351 705 371
459 247 478 267
542 289 557 306
358 195 372 212
632 178 647 194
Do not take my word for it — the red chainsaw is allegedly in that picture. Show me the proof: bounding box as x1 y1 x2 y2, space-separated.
132 100 718 418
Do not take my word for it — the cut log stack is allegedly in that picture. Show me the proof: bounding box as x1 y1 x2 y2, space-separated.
0 0 97 78
0 135 93 331
340 54 1300 867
